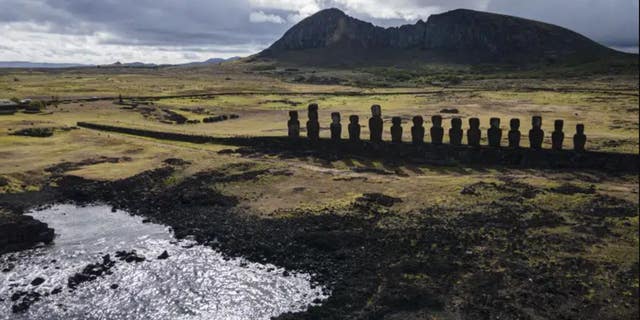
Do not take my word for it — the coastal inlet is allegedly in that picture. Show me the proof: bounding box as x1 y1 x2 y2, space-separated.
0 204 328 320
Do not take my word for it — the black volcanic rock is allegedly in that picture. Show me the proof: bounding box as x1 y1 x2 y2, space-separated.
267 8 387 50
0 215 54 254
260 8 619 66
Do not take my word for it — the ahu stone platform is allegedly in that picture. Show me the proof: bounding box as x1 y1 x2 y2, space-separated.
77 121 638 173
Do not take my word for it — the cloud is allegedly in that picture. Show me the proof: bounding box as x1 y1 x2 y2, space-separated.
0 0 636 64
250 11 285 24
486 0 639 48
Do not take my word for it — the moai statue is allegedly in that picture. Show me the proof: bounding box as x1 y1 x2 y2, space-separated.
487 117 502 147
573 124 586 152
306 103 320 141
529 116 544 149
508 118 521 148
449 118 463 145
467 118 481 147
118 94 123 104
330 112 342 141
411 116 425 144
287 111 300 138
391 117 403 143
551 119 564 150
369 104 383 142
430 115 444 144
348 115 361 142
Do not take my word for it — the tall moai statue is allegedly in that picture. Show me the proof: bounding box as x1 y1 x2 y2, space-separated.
391 117 403 143
573 124 586 152
306 103 320 141
330 112 342 141
508 118 521 148
287 111 300 138
487 117 502 147
529 116 544 149
411 116 425 144
348 115 361 142
449 118 463 145
467 118 481 147
369 104 383 142
430 115 444 144
551 119 564 150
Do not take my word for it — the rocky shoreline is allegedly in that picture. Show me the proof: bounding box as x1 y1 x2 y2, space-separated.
0 186 59 255
0 166 638 319
0 215 54 254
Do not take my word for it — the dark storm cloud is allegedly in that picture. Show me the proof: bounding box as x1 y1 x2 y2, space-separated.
0 0 637 64
0 0 290 47
486 0 639 48
1 0 636 47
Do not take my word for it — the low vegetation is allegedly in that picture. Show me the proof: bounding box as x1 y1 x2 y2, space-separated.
0 63 637 319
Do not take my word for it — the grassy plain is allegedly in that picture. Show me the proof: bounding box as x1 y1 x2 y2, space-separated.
0 64 637 195
0 63 638 318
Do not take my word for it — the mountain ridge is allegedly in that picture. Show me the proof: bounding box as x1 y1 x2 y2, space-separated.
0 57 242 69
259 8 630 66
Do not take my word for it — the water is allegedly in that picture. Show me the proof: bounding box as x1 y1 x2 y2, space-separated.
0 204 327 320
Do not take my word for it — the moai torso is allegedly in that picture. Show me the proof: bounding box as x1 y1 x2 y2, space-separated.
287 111 300 138
391 117 403 143
487 117 502 147
449 118 463 145
306 103 320 141
430 115 444 144
573 124 586 152
551 119 564 150
348 115 361 142
467 118 481 147
330 112 342 141
411 116 425 144
369 105 383 142
508 118 521 148
529 116 544 149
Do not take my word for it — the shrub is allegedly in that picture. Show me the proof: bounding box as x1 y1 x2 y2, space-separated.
11 127 54 137
25 100 46 112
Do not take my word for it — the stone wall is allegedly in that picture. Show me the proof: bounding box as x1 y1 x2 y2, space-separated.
77 121 638 173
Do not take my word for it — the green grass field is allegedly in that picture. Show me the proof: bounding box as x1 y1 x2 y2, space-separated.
0 64 638 319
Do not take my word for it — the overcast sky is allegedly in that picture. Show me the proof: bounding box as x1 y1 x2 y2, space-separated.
0 0 637 64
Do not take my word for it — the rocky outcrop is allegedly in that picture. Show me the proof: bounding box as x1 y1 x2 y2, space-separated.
260 8 618 65
0 214 54 253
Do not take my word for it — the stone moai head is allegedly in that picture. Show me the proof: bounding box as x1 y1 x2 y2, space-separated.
331 112 341 124
576 124 584 134
349 115 359 124
469 118 480 129
289 110 298 120
431 115 442 127
510 118 520 130
532 116 542 128
308 103 318 120
371 104 382 117
392 116 402 126
451 118 462 129
413 116 423 126
554 119 564 131
490 117 500 128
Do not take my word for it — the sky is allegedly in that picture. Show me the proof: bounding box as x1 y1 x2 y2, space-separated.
0 0 637 64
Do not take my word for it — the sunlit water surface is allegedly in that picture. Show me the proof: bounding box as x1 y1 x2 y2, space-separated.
0 204 327 320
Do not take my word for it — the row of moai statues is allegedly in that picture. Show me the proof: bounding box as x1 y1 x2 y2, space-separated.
287 104 587 151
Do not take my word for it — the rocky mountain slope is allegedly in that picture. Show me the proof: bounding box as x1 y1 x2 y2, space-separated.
258 8 626 66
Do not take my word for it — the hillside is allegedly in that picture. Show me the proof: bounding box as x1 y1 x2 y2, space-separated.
257 8 632 67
